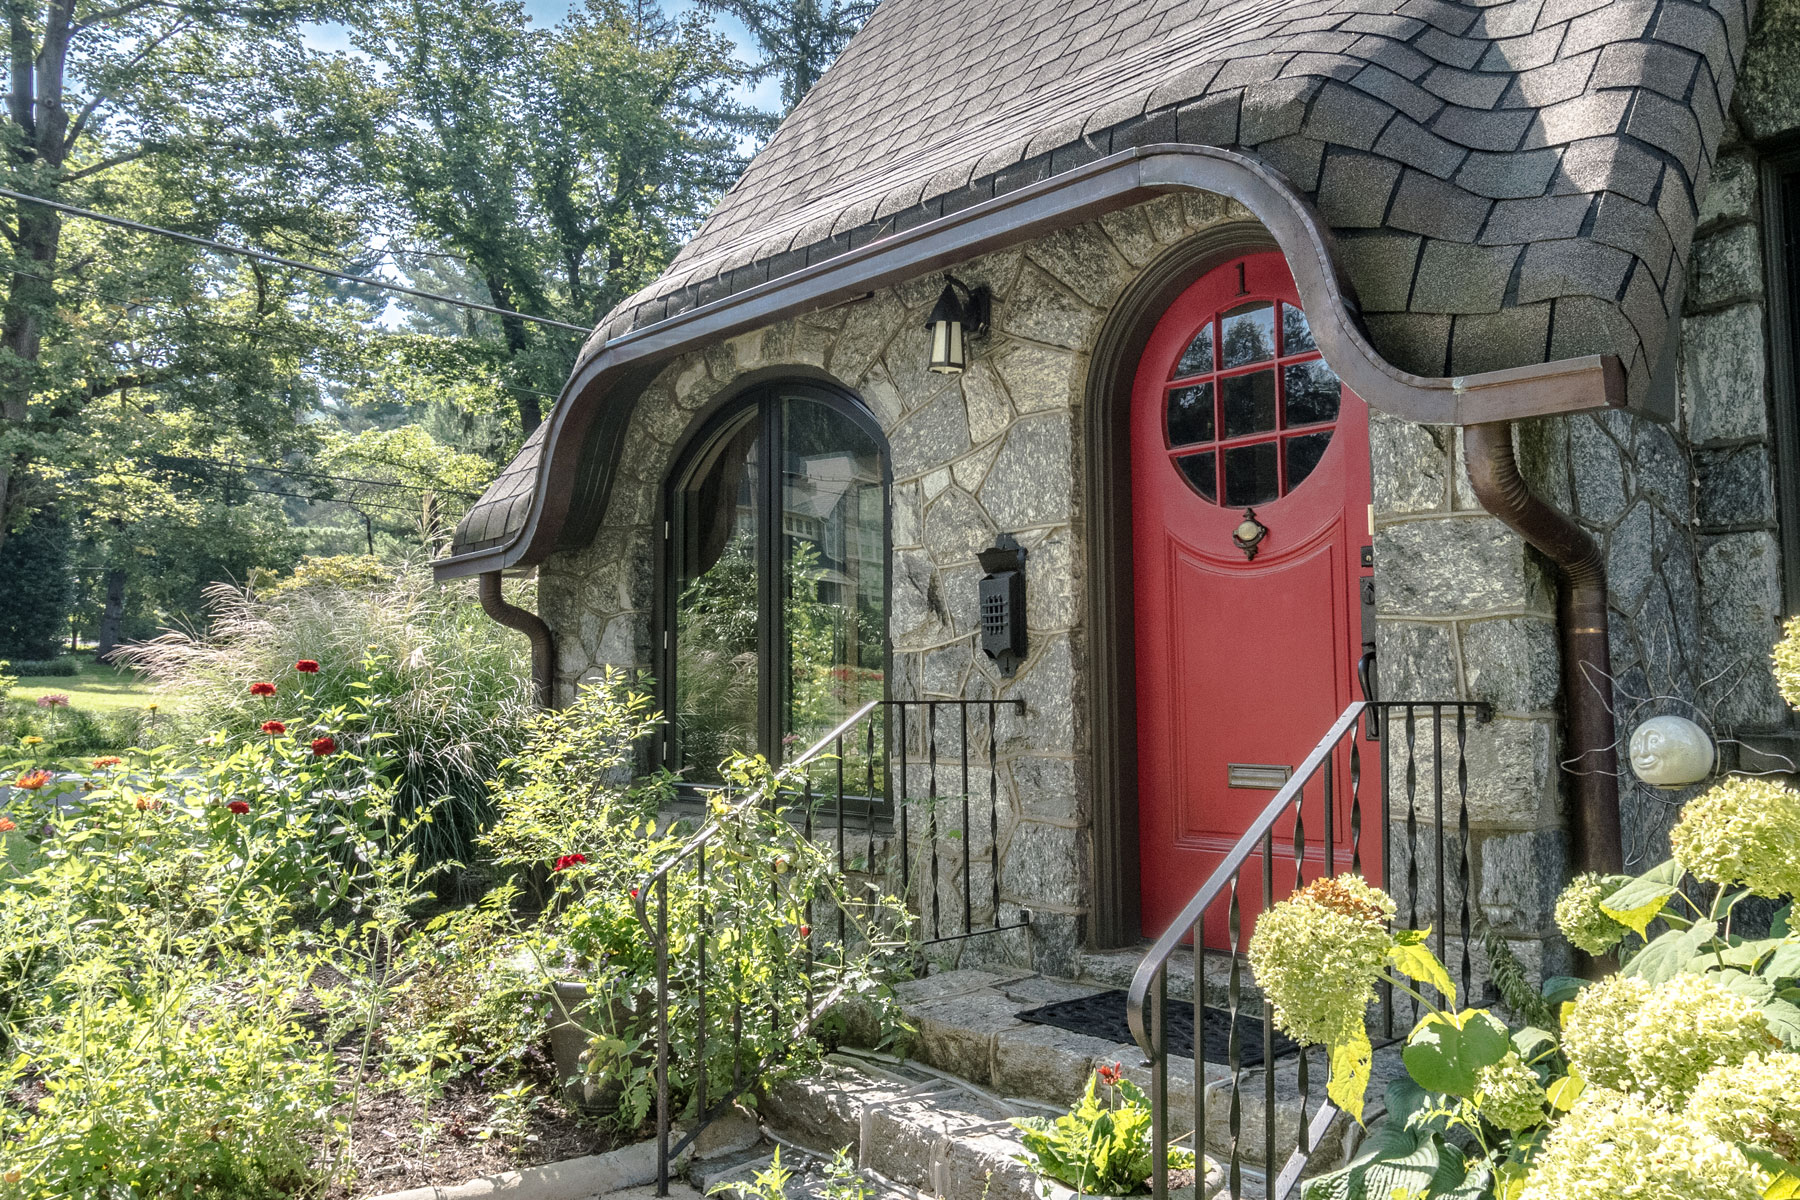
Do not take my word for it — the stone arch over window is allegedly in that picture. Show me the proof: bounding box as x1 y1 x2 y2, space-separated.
659 379 891 785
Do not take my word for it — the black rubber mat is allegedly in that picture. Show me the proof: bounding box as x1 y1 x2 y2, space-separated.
1015 988 1300 1068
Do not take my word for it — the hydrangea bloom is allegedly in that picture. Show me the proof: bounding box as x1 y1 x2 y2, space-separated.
1517 1088 1762 1200
1474 1051 1544 1132
1247 874 1395 1047
1564 972 1775 1108
1554 873 1629 954
1689 1052 1800 1163
1669 775 1800 899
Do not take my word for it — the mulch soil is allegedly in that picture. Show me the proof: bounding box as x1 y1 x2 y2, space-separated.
326 1061 624 1199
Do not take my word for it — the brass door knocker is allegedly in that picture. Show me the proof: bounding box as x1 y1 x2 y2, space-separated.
1231 508 1268 560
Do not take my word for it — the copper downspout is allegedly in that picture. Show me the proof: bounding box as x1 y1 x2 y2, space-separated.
1463 422 1622 875
478 571 556 709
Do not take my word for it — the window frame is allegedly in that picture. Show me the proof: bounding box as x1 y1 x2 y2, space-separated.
655 378 894 785
1762 141 1800 614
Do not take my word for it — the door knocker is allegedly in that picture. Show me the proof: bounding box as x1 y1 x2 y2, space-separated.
1231 508 1268 560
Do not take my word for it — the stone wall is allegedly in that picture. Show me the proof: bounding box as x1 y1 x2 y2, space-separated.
537 187 1652 979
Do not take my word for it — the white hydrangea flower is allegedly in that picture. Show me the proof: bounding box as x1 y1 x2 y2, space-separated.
1246 875 1394 1047
1689 1052 1800 1164
1668 775 1800 900
1563 972 1775 1109
1473 1051 1544 1132
1517 1088 1763 1200
1554 872 1629 955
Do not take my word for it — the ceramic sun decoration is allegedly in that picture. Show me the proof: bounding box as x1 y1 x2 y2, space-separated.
1627 715 1716 789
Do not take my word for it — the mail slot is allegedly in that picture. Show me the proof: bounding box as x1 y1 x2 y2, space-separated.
1227 763 1293 790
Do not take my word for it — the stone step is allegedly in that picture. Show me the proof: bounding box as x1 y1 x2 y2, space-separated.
876 968 1388 1177
695 1141 920 1200
759 1057 1229 1200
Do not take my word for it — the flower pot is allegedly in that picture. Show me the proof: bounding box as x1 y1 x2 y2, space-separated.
544 979 654 1115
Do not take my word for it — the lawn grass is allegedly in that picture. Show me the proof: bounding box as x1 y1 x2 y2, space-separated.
9 660 167 712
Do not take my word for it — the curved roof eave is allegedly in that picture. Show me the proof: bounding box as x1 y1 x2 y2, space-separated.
434 144 1625 581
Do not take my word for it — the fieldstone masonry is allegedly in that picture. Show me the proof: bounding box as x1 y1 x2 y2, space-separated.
532 7 1800 981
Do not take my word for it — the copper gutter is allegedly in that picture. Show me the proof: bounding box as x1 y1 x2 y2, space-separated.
478 571 556 709
1463 422 1623 875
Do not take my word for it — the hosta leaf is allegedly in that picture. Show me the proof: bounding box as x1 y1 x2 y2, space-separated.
1545 1066 1585 1112
1758 998 1800 1048
1402 1010 1507 1099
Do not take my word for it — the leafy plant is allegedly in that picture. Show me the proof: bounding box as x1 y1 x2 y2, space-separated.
1012 1067 1197 1196
115 564 535 867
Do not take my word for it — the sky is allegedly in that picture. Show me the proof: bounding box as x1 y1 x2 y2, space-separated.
298 1 784 115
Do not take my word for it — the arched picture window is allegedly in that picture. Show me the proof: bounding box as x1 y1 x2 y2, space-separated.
665 382 889 786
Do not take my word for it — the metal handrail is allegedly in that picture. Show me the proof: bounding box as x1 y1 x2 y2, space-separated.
1125 700 1368 1056
632 698 884 913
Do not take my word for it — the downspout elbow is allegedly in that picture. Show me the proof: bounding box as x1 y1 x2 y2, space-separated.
1463 421 1622 875
478 571 556 709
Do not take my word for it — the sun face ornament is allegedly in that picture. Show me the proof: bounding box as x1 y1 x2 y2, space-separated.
1628 715 1716 789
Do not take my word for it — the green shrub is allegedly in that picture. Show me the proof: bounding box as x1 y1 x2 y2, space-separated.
114 562 535 867
1 659 77 678
0 702 147 757
0 515 73 661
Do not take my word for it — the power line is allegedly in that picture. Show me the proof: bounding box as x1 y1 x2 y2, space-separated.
7 264 571 405
0 187 594 334
155 453 482 500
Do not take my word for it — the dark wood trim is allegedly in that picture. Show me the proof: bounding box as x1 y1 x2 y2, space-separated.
1082 221 1278 950
435 144 1626 581
1760 148 1800 613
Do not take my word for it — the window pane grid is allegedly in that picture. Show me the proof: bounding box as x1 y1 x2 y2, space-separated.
1162 298 1339 506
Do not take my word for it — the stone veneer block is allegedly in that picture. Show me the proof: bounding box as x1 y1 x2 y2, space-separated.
1460 617 1561 712
1681 302 1768 442
1374 516 1554 616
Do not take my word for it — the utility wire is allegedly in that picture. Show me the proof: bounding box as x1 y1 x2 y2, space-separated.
0 186 595 334
155 453 482 499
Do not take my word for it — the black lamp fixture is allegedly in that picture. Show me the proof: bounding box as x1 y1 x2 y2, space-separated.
925 274 991 375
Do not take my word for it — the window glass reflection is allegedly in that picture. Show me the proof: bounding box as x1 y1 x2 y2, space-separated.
674 416 761 784
1223 370 1277 438
1175 323 1214 376
1176 451 1217 502
1167 383 1215 446
1224 441 1280 507
1283 360 1340 426
782 398 887 758
1220 301 1275 367
1285 431 1332 489
1281 303 1317 354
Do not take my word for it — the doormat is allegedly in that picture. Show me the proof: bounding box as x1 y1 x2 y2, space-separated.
1015 989 1301 1069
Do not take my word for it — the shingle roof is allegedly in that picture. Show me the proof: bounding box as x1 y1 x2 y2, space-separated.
450 0 1752 561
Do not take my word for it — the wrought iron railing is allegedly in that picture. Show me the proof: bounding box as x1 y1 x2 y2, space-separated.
633 695 1025 1194
1126 698 1491 1200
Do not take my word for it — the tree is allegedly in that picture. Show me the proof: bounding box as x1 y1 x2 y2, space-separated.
0 0 381 558
353 0 757 434
0 509 73 658
314 425 494 555
700 0 874 114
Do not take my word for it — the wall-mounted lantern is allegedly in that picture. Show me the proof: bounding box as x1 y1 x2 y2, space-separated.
926 275 991 375
977 534 1028 676
1627 714 1716 788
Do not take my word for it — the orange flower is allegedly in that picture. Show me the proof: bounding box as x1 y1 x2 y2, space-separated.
0 818 15 833
12 770 51 791
92 756 122 769
249 681 277 697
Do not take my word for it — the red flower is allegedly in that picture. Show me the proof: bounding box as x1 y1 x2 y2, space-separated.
799 924 811 938
260 721 287 735
630 888 639 900
1097 1062 1123 1087
35 694 69 708
227 800 250 815
554 853 588 872
295 660 320 674
310 736 338 757
12 770 51 791
249 682 277 697
0 818 15 833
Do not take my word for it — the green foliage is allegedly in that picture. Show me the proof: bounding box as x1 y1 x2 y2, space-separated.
114 564 534 867
0 659 77 678
0 515 73 660
699 0 874 113
1012 1070 1197 1196
1 700 146 756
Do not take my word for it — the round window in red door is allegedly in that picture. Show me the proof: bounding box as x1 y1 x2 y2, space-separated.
1161 294 1342 507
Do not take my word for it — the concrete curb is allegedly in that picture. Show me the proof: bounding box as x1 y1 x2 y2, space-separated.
363 1137 660 1200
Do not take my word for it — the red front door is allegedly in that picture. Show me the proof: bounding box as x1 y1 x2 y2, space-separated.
1131 251 1373 944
